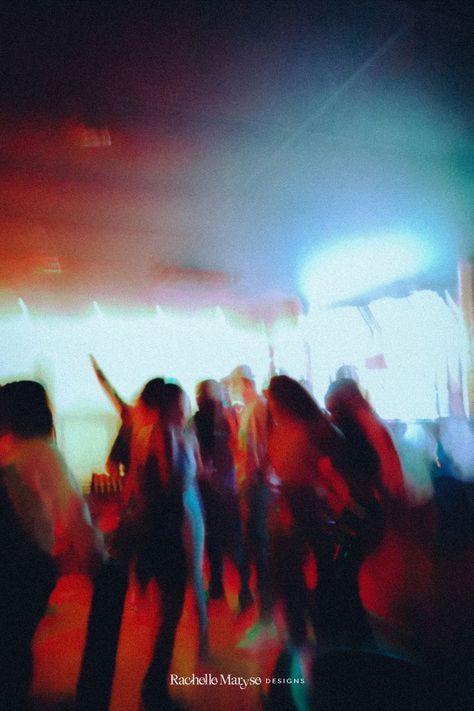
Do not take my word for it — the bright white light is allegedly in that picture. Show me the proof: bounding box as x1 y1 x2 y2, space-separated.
0 289 469 485
300 232 433 307
0 305 272 486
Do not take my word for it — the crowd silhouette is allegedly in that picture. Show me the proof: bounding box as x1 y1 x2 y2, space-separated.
0 359 473 711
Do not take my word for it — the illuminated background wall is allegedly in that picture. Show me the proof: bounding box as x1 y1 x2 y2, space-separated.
1 285 471 487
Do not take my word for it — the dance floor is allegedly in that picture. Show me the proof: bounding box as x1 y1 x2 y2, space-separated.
31 564 283 711
30 502 474 711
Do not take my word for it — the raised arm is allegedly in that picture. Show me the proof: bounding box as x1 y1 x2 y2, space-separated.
89 354 126 415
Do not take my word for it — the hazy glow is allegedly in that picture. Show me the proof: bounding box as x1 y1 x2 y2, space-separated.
300 290 469 423
302 306 375 404
300 232 434 306
0 289 469 485
0 306 268 484
367 291 464 420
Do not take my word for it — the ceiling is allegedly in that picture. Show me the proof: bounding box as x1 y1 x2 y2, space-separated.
1 0 473 317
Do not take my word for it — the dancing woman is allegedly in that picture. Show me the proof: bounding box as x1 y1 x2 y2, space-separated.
82 364 186 711
266 375 352 649
160 383 209 657
193 379 252 610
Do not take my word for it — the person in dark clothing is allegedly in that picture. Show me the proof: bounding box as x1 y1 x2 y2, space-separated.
135 436 188 711
193 379 252 611
267 375 353 650
0 472 57 711
0 380 104 711
268 375 387 652
78 376 188 711
431 438 474 553
325 378 406 505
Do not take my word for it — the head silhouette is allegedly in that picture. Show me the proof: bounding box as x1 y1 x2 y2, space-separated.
0 380 54 438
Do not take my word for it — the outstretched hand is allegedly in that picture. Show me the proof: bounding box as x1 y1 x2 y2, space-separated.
89 354 105 380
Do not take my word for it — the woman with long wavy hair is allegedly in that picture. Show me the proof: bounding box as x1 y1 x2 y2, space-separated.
160 383 208 657
267 374 378 651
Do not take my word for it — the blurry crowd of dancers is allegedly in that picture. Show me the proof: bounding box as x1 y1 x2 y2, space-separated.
0 357 473 711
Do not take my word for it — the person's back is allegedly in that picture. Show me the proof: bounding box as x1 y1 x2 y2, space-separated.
0 380 104 710
267 375 374 649
194 392 236 493
161 382 209 659
0 381 104 571
3 437 103 568
194 379 252 609
78 374 193 710
0 467 57 711
326 378 405 505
